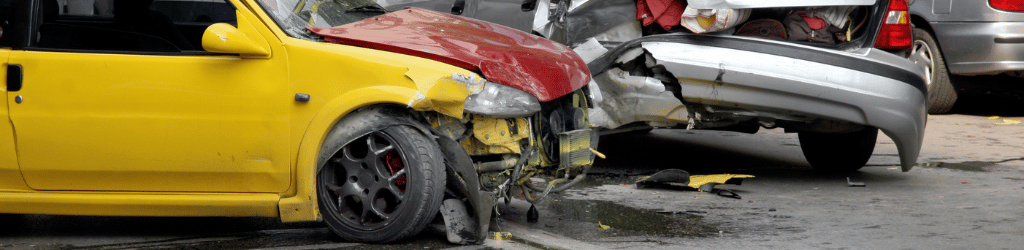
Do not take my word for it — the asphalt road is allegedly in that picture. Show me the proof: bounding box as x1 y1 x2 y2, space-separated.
2 75 1023 250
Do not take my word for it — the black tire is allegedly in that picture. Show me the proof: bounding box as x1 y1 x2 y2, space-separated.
316 106 445 243
910 28 958 114
0 214 18 234
798 128 878 172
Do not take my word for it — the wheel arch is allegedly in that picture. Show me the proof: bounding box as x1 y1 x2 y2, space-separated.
909 15 951 65
279 86 434 223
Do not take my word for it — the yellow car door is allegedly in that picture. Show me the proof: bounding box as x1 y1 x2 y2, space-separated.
0 46 22 191
7 0 290 193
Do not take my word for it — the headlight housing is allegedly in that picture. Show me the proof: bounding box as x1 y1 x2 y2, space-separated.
463 81 542 117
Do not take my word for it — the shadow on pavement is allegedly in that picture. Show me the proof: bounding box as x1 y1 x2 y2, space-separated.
593 129 912 185
0 215 451 249
595 130 809 175
948 74 1024 117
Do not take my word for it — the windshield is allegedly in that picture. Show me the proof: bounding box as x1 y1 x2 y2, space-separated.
257 0 388 39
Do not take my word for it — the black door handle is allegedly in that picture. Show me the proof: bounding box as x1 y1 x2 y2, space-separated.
451 0 465 14
7 64 22 92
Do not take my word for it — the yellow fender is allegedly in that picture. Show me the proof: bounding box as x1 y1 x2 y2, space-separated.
281 82 470 222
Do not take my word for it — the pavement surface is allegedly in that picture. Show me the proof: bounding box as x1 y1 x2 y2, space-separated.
2 75 1024 249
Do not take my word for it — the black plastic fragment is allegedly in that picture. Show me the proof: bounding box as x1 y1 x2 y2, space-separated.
636 169 690 188
847 177 866 187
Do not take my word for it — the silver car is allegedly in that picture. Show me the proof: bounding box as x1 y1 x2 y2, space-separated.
386 0 927 173
908 0 1024 113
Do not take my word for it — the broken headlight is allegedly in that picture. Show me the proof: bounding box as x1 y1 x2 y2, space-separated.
464 81 541 117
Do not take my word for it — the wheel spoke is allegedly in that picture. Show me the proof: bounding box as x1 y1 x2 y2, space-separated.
337 147 366 173
917 50 932 66
336 196 346 213
370 155 392 179
324 182 345 196
367 197 390 220
373 145 394 156
358 198 391 223
338 182 366 198
366 133 394 156
387 183 404 199
359 206 371 224
387 168 406 182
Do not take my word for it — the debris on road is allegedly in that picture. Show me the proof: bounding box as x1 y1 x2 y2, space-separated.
490 232 512 240
688 174 755 192
847 177 866 187
993 119 1021 125
656 210 708 216
636 169 691 188
598 221 611 230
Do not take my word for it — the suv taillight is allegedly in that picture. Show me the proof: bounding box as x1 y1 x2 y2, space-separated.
874 0 912 49
991 0 1024 12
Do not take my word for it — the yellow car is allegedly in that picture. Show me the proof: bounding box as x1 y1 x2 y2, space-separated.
0 0 594 244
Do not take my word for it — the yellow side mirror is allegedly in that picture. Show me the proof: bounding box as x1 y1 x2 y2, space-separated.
202 23 270 58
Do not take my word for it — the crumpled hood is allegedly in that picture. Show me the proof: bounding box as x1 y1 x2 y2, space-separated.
308 8 591 102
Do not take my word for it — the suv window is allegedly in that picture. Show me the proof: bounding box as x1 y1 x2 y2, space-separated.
35 0 236 53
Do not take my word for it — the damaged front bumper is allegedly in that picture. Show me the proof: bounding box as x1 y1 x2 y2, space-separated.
590 34 927 172
424 89 597 244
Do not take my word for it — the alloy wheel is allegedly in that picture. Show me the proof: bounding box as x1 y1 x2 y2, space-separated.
319 131 409 230
909 39 935 90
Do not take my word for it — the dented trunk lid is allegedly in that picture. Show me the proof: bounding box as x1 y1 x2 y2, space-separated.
309 8 591 102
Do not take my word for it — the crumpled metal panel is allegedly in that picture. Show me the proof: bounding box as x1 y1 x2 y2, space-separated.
686 0 876 9
588 68 689 129
535 0 639 46
460 115 530 155
310 8 590 102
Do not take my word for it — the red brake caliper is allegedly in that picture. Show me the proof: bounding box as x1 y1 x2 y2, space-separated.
383 151 406 192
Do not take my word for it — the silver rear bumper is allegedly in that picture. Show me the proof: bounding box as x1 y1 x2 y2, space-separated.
592 35 926 171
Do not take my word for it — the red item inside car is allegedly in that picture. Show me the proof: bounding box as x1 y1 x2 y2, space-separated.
636 0 686 30
799 14 828 30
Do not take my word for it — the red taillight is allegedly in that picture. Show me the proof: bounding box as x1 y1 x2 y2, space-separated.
874 0 912 49
991 0 1024 12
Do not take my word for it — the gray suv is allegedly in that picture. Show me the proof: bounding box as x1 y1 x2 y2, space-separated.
908 0 1024 113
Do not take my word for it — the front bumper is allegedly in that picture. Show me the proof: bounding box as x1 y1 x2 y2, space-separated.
932 21 1024 75
597 34 926 171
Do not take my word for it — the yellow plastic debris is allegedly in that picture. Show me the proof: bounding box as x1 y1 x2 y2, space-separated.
988 116 1001 119
994 119 1021 125
687 174 755 189
491 232 512 240
598 221 611 230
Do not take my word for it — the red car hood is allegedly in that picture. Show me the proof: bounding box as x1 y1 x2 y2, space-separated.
308 8 590 102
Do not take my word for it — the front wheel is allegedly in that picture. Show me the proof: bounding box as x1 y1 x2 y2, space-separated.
317 107 445 243
798 128 878 172
909 28 958 114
